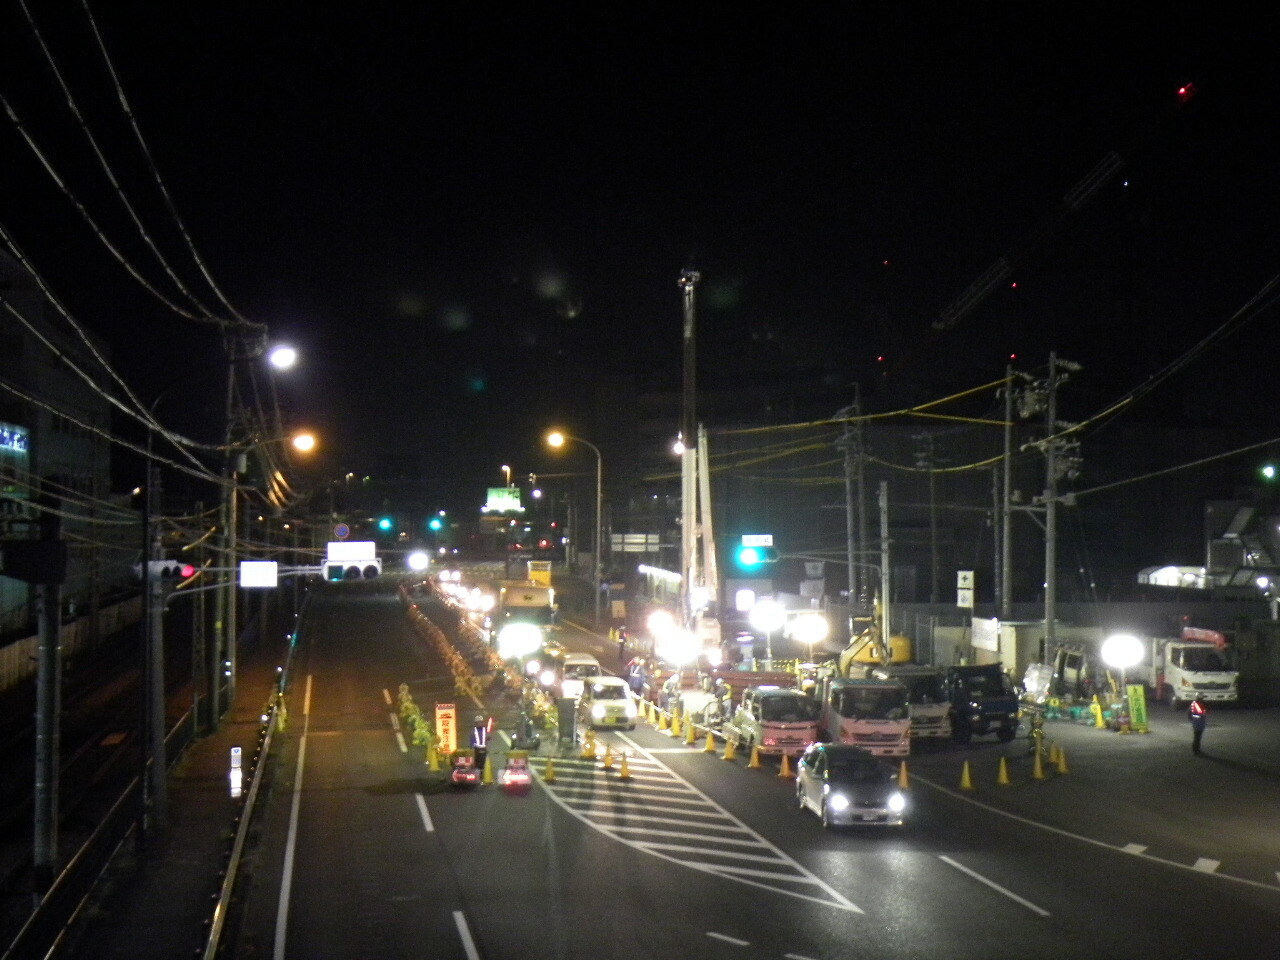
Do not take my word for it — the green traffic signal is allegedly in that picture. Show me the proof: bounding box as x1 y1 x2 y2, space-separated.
428 517 443 531
1262 463 1277 482
378 517 394 531
736 545 765 568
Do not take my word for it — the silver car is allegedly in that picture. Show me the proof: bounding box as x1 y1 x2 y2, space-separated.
796 743 907 829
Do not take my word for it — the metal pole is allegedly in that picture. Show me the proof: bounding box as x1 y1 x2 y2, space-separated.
1044 353 1059 652
594 443 603 626
999 364 1014 620
32 491 61 895
679 270 700 627
840 405 857 637
879 482 891 649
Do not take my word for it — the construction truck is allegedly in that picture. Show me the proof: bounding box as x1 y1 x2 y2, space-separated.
721 684 821 757
943 663 1020 743
817 675 911 757
497 581 557 629
870 664 951 739
1145 628 1238 708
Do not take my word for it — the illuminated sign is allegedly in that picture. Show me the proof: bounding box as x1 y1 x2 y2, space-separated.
239 561 279 588
435 702 457 756
0 424 29 454
326 540 376 562
485 487 523 513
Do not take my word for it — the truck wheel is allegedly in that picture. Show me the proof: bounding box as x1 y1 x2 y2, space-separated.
996 726 1015 743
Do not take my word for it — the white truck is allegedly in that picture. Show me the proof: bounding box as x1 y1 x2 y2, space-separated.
870 664 951 739
497 580 557 628
721 685 821 757
1146 629 1238 708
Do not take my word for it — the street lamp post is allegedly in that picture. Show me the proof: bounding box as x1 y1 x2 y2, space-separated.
547 431 603 626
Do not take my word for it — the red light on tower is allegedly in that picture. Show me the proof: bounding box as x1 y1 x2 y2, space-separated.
1176 82 1197 104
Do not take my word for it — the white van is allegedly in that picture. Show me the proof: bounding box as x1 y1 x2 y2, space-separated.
560 653 602 700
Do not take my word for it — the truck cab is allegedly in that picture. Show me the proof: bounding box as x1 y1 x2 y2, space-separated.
944 664 1019 743
722 685 821 756
1152 637 1238 708
819 677 911 758
871 664 951 739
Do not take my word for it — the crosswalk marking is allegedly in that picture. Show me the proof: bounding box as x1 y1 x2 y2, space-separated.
530 745 859 912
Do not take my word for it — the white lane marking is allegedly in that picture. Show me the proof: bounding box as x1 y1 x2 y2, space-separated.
637 841 804 865
388 711 400 731
785 954 819 960
608 825 769 847
415 794 435 833
1194 858 1221 873
913 773 1280 895
533 740 860 913
382 688 392 705
394 731 407 752
1122 843 1147 855
938 855 1051 917
274 673 313 960
452 910 481 960
707 931 750 946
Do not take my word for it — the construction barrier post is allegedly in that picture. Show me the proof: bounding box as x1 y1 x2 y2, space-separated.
1032 747 1046 780
898 760 909 789
482 754 494 785
960 760 974 790
428 744 441 772
544 758 557 783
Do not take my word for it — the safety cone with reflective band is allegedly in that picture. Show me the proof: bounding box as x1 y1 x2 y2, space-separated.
581 731 597 760
703 729 717 753
618 752 631 779
685 720 697 746
778 753 794 779
602 743 615 770
1056 748 1069 775
544 758 557 783
670 713 682 738
747 745 762 769
428 744 441 772
960 760 974 790
722 738 737 762
997 756 1011 786
657 710 669 732
482 755 494 785
1032 746 1047 780
898 761 910 789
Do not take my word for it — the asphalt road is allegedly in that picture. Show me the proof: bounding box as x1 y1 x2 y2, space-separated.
228 582 1280 960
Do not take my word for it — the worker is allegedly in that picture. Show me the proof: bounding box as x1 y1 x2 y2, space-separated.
470 714 492 769
1188 698 1207 755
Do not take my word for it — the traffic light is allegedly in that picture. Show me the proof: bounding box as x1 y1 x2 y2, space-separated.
378 517 395 532
734 544 778 570
1261 463 1277 482
428 515 444 531
142 559 197 581
323 559 382 581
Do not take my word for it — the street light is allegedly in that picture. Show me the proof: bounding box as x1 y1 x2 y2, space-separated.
546 430 603 626
501 464 512 488
748 598 786 667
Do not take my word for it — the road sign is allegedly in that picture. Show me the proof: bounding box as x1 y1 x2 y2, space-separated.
435 703 457 757
240 561 279 588
741 534 774 547
957 570 974 608
333 523 350 540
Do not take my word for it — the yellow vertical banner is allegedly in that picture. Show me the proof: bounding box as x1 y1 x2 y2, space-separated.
1125 684 1149 733
436 702 458 756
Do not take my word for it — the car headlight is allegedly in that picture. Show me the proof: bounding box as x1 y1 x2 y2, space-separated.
827 792 851 812
539 669 557 687
592 703 607 720
887 791 906 813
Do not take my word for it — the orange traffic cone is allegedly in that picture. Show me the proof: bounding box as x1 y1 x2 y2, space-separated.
778 753 794 779
997 756 1011 786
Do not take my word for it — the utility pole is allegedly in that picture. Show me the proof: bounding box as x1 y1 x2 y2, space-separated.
999 364 1015 620
914 432 940 603
678 268 700 627
836 385 867 630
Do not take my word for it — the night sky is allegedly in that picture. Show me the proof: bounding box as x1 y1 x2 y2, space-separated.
2 5 1277 511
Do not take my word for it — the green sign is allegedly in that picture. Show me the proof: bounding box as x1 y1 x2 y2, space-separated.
1126 684 1148 733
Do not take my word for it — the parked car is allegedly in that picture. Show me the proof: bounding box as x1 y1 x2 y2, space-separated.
795 743 907 829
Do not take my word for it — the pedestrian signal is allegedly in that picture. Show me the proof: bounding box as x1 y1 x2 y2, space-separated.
323 559 382 581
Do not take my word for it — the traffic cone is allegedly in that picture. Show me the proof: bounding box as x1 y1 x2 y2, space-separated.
723 738 737 762
1032 746 1046 780
1049 742 1060 765
482 755 494 785
580 733 597 760
544 758 557 783
618 752 631 779
747 745 762 769
685 720 697 746
602 743 614 769
778 753 794 779
898 761 909 789
997 756 1011 786
960 760 974 790
657 710 669 732
703 729 717 753
1056 748 1069 775
671 713 682 738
